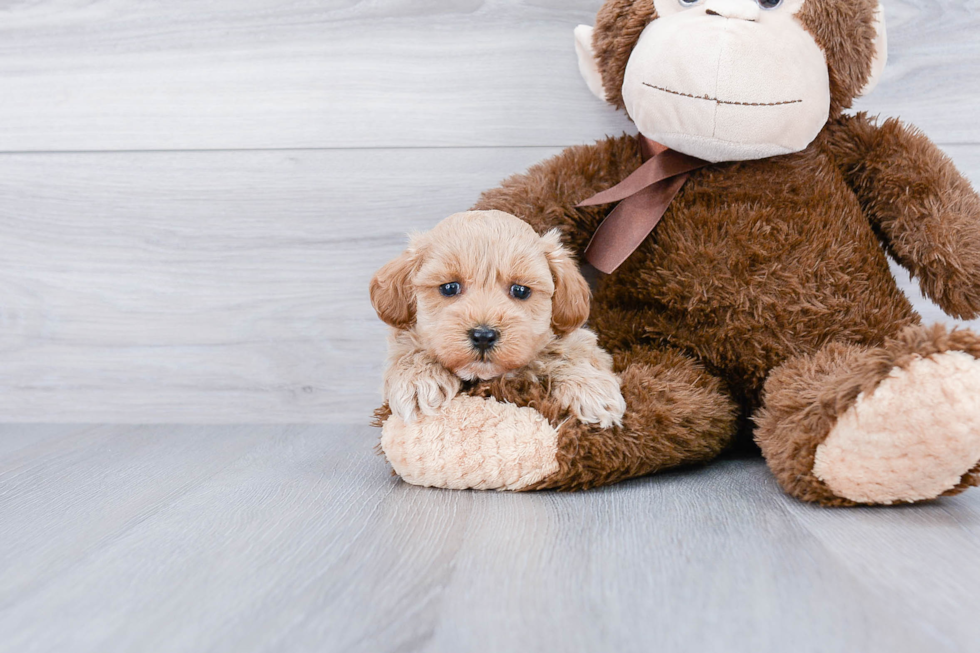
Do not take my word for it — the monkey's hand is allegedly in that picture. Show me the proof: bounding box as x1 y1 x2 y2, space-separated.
383 334 461 423
913 218 980 321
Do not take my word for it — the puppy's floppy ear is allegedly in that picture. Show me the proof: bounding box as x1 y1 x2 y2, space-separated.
370 243 420 329
541 229 591 336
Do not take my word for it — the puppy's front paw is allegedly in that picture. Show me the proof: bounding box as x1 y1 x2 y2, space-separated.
555 370 626 429
415 366 462 417
387 365 461 423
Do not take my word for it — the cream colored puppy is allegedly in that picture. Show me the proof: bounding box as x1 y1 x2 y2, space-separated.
370 210 625 428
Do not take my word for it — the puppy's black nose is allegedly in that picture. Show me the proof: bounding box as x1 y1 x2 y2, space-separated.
469 326 499 352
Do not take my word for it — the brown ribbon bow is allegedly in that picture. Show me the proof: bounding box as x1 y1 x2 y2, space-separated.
578 136 709 274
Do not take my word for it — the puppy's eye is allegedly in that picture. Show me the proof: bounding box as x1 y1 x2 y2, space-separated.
439 282 461 297
510 284 532 300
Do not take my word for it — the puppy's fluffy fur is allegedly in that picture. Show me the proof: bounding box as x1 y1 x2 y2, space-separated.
371 210 626 427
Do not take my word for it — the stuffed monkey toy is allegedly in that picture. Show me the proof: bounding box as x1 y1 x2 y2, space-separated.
376 0 980 506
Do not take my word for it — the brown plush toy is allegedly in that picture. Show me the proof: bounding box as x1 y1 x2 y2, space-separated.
376 0 980 506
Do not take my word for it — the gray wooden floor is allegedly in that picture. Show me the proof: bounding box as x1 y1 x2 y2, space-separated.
1 424 980 653
2 1 980 651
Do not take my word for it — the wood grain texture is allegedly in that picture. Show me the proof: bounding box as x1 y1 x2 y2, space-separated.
1 145 979 422
0 0 976 151
0 146 563 421
1 424 978 653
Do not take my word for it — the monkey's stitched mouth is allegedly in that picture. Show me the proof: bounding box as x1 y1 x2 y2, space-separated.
644 83 803 107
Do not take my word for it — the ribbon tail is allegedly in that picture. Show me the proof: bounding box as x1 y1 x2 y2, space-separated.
584 173 690 274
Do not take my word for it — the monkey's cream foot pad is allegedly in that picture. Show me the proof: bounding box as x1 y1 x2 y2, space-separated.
814 351 980 504
380 395 559 491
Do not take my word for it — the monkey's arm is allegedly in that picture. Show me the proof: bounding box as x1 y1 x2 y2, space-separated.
825 113 980 320
471 134 641 254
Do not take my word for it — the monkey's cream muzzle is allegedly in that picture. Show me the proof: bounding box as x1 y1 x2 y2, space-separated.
621 5 831 163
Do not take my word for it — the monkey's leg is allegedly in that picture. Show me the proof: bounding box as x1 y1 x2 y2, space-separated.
754 324 980 506
525 345 739 491
379 345 738 492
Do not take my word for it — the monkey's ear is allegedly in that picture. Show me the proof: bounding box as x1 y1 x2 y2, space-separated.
541 229 592 336
858 3 888 98
574 25 606 102
370 246 420 329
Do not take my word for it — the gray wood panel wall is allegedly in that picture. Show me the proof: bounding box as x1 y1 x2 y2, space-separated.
1 0 979 422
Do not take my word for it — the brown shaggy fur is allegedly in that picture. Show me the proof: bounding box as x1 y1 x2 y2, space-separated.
795 0 880 117
465 346 738 491
474 121 934 410
825 115 980 319
468 0 980 504
593 0 657 110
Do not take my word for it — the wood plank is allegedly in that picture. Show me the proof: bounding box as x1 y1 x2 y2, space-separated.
1 424 978 652
0 146 563 422
1 144 979 422
782 489 980 649
0 425 270 610
0 0 977 151
0 423 93 458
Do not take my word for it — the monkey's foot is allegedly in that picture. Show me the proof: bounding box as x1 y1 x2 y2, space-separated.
380 395 560 491
814 351 980 504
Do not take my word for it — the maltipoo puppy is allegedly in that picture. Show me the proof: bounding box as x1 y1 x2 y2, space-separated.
371 210 626 429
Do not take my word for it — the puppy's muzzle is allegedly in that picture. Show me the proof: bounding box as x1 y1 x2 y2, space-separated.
468 326 499 353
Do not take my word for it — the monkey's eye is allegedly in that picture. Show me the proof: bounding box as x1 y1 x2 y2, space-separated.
510 284 532 301
439 282 461 297
757 0 783 8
